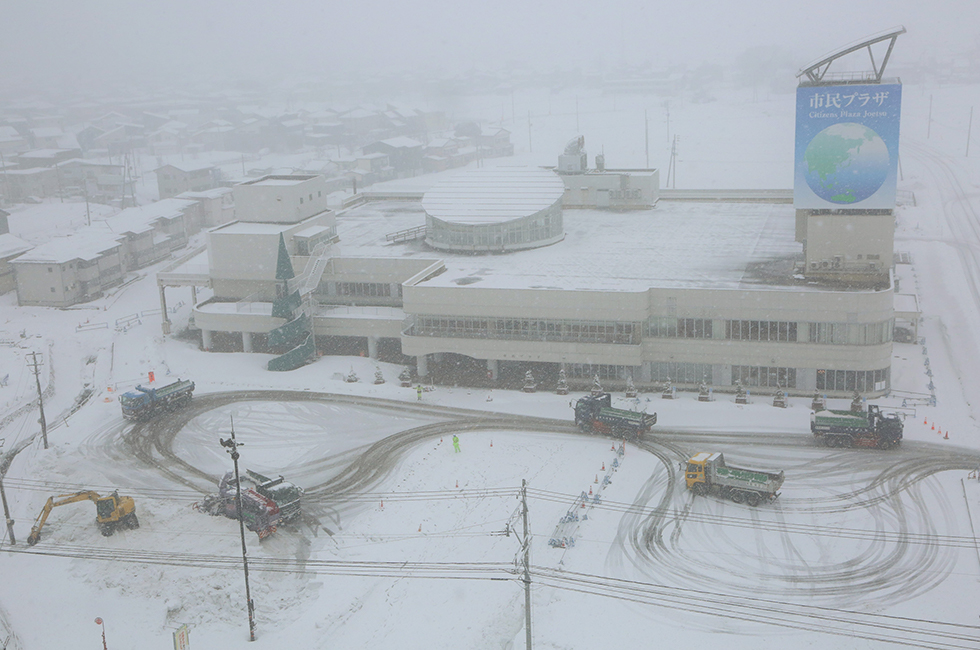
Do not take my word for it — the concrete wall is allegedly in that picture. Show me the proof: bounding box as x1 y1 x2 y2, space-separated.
560 170 659 209
207 212 335 300
802 211 893 276
233 175 331 224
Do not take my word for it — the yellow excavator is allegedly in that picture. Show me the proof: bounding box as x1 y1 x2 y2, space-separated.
26 491 138 545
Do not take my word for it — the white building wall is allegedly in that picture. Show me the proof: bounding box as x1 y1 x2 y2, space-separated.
233 175 331 224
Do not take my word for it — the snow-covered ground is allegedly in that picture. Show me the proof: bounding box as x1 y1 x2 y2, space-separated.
2 83 980 650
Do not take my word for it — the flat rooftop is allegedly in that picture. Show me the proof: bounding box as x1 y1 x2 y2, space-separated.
338 199 827 293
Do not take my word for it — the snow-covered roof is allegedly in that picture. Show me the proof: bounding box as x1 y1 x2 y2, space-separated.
30 127 64 138
339 198 809 293
421 167 565 226
211 221 295 236
377 136 423 149
12 231 120 264
154 161 216 174
0 233 32 259
104 199 195 235
177 187 233 200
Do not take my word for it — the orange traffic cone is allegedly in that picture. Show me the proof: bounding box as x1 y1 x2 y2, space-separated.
923 418 927 425
601 462 605 471
589 486 593 495
581 501 586 508
937 428 942 435
611 444 616 451
490 440 493 447
380 499 384 509
418 523 422 532
931 424 935 430
595 474 599 483
456 480 459 488
945 431 950 439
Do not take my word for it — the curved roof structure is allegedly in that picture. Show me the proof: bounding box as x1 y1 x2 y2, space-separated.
422 168 565 226
797 26 906 85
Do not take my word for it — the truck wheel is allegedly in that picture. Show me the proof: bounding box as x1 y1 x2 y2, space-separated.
577 421 588 432
745 492 761 507
100 522 115 537
730 490 745 504
877 438 892 450
841 435 854 448
692 483 708 497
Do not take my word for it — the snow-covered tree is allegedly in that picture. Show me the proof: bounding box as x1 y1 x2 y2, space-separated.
556 368 569 395
625 375 637 398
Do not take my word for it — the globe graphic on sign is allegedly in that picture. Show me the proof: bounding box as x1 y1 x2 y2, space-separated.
803 122 890 204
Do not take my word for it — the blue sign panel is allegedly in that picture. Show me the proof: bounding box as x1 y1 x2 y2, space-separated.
794 84 902 209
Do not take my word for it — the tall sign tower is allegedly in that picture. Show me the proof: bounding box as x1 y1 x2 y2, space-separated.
794 27 905 284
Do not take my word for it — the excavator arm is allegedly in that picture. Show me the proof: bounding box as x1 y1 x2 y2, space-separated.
27 491 102 546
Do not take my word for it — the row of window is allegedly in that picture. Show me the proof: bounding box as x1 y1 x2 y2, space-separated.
335 282 392 298
727 320 798 342
412 314 895 348
645 318 713 339
807 322 893 345
412 316 639 345
566 364 636 380
647 318 892 345
817 367 890 393
649 362 714 384
732 366 797 389
426 208 563 248
297 190 323 205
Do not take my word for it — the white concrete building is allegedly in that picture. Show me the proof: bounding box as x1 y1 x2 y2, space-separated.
169 183 897 397
12 232 123 307
422 168 566 253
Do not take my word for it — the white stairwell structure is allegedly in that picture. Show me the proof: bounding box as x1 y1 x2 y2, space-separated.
289 241 332 299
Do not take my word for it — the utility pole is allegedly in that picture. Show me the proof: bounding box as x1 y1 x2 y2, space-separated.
0 438 15 544
220 418 256 642
967 106 974 157
644 109 649 168
520 479 532 650
927 94 933 139
527 111 532 154
26 352 48 450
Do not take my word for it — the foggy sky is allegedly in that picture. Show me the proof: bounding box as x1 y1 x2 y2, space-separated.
0 0 975 93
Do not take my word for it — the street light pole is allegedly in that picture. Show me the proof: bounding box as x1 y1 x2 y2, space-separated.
94 617 107 650
220 417 256 642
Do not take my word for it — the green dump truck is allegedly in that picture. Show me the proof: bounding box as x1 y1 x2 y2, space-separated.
574 393 657 440
685 452 784 506
810 405 903 449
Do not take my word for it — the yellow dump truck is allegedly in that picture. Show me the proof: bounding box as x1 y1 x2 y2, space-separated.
684 452 783 506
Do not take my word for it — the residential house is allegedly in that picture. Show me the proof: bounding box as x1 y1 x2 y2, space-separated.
362 137 423 177
0 233 32 294
11 232 123 307
0 126 29 155
155 162 218 199
177 187 235 228
102 198 196 270
56 159 131 202
2 167 59 200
